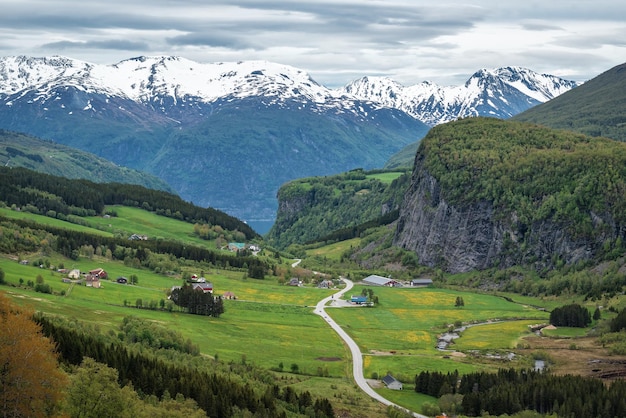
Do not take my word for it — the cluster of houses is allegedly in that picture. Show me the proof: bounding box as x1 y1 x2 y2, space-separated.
58 267 128 288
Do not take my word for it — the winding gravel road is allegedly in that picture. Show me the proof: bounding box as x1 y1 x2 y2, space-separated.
313 278 427 418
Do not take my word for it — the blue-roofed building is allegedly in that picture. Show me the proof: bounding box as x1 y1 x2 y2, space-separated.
351 295 368 304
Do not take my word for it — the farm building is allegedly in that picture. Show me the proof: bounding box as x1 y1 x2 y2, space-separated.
84 274 101 288
89 268 108 280
192 282 214 293
411 278 433 287
383 374 402 390
363 274 399 287
351 296 368 305
382 374 403 390
67 269 81 279
317 279 334 289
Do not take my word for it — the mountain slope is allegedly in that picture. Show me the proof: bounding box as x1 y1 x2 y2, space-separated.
0 56 428 226
513 62 626 142
394 117 626 273
0 129 172 191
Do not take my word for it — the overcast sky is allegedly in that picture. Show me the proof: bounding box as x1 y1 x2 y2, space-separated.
1 0 625 87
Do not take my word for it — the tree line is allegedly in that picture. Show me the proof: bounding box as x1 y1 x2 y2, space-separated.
549 303 591 327
415 368 626 417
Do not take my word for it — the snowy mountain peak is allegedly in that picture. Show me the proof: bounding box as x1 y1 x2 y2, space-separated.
341 66 580 126
0 55 338 107
0 56 580 127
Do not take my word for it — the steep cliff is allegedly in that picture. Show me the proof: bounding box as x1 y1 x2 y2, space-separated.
394 118 626 273
267 170 409 249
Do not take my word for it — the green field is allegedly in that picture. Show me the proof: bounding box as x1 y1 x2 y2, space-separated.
0 253 554 413
85 206 222 249
306 238 361 261
0 206 564 415
365 172 405 184
0 207 113 237
0 256 347 376
326 286 550 381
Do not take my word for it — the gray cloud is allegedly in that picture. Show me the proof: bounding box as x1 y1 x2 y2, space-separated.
0 1 624 87
42 39 151 51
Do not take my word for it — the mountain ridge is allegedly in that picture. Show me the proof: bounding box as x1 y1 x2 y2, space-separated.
0 55 579 227
341 66 580 126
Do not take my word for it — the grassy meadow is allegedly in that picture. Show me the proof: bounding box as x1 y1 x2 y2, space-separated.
365 171 405 184
0 206 568 415
326 285 550 381
306 237 361 261
85 206 218 248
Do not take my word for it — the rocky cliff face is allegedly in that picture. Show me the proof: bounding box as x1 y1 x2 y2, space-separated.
393 153 617 273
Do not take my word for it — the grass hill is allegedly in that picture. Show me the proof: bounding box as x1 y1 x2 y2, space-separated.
0 129 173 192
513 62 626 142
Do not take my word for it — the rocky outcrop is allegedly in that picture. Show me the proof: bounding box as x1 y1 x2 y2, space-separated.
393 153 619 273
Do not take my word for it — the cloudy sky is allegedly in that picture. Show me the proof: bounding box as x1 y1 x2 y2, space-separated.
1 0 624 87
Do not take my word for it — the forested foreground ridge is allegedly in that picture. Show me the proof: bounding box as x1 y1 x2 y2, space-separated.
0 293 335 418
0 166 258 239
395 117 626 273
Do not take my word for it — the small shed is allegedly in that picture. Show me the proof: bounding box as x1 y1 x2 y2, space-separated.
382 374 403 390
411 278 433 287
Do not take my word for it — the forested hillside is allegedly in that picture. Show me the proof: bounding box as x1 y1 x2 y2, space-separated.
266 169 410 249
418 118 626 231
395 117 626 272
0 166 258 238
0 129 172 191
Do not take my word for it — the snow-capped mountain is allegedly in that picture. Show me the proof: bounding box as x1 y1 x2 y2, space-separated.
0 55 428 229
0 55 380 119
0 56 580 230
342 66 580 126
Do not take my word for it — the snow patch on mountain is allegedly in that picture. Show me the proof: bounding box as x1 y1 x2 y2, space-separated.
342 66 579 126
0 55 579 127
